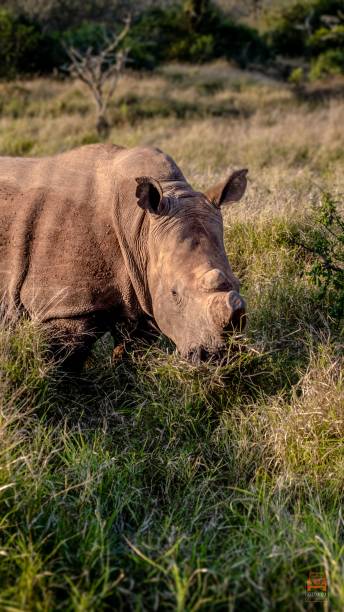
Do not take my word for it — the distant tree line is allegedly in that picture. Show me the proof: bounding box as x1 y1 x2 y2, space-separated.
263 0 344 80
0 0 343 80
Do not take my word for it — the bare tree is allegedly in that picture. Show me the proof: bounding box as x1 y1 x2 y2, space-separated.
64 16 131 136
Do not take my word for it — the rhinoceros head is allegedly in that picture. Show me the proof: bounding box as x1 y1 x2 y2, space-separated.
135 169 248 362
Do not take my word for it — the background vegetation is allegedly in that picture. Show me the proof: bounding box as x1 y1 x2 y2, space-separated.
0 0 343 79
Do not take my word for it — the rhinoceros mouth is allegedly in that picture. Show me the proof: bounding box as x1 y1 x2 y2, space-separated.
184 345 226 365
183 331 247 364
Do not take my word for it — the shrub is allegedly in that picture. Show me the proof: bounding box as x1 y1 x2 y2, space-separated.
61 22 110 53
217 19 269 67
285 192 344 321
263 1 311 58
0 9 39 78
288 66 305 86
264 0 344 58
0 9 57 78
310 48 344 79
0 1 269 77
128 1 268 69
307 24 344 54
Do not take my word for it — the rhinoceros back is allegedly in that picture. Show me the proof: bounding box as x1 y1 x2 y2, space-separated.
0 146 124 320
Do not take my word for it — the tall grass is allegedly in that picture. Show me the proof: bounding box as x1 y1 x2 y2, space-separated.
1 214 343 610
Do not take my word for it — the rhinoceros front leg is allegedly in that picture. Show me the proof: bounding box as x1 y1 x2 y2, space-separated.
111 315 161 361
43 315 100 371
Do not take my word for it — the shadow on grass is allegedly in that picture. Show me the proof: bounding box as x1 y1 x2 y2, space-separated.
1 303 342 610
109 93 245 125
291 77 344 106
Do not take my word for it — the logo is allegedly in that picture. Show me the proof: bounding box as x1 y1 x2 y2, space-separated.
305 572 327 601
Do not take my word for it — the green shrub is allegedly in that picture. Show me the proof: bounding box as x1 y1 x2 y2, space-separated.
284 192 344 321
128 1 268 69
288 66 305 86
310 48 344 79
264 1 311 57
217 19 269 67
170 33 215 63
0 9 57 78
61 22 110 54
264 0 344 66
0 1 269 77
308 24 344 54
0 9 39 78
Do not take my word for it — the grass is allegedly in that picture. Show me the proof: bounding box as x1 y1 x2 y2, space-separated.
0 61 343 610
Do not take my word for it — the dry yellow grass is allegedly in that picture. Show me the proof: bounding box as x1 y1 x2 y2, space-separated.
0 61 343 226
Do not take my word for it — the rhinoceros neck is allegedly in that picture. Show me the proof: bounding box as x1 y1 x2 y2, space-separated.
112 191 153 317
111 147 195 318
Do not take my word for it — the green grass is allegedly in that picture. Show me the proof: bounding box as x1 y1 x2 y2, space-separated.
0 213 343 610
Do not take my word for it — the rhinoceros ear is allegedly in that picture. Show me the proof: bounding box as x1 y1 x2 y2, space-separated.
206 169 248 208
135 176 164 214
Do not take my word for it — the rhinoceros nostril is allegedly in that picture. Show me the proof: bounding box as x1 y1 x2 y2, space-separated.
225 291 246 332
207 290 246 332
225 307 246 332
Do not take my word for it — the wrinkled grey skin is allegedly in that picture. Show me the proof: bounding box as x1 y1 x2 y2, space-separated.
0 144 247 366
136 168 247 362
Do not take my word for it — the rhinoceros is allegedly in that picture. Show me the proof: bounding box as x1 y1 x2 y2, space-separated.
0 144 247 365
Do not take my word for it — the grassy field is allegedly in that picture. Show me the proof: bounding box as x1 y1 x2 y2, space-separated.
0 62 343 610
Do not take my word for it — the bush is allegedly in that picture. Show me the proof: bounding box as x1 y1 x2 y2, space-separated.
0 9 57 78
0 1 269 78
264 1 311 58
216 18 269 67
308 24 344 54
61 22 111 53
264 0 344 58
0 9 39 78
288 66 305 86
310 48 344 79
264 0 344 79
285 192 344 321
308 20 344 78
128 1 268 69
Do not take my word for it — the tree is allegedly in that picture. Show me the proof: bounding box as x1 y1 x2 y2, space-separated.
64 16 130 136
